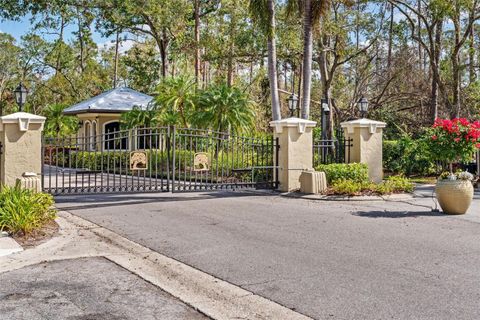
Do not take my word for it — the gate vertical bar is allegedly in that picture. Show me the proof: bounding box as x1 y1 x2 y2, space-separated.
275 137 279 189
171 126 175 193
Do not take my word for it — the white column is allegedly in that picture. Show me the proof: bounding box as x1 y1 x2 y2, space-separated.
0 112 46 189
340 118 387 183
270 117 317 192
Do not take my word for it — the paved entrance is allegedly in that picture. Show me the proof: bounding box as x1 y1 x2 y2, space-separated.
0 257 208 320
56 190 480 320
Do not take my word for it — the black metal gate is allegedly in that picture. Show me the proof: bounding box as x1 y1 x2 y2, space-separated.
42 127 278 195
171 128 277 192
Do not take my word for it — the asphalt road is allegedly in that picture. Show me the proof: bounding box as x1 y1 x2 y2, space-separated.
0 257 209 320
56 190 480 320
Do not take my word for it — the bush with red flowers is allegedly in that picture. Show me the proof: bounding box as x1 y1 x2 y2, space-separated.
426 118 480 166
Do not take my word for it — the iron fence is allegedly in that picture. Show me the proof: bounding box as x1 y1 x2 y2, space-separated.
312 131 352 168
42 126 278 195
171 128 278 192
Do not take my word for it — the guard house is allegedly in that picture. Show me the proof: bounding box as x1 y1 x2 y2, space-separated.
63 87 153 150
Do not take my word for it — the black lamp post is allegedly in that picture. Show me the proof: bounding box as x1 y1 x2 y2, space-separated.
14 82 28 112
321 98 330 140
287 93 299 117
357 96 368 118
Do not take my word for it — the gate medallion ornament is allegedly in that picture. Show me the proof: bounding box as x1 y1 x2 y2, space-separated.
130 151 148 170
193 152 210 172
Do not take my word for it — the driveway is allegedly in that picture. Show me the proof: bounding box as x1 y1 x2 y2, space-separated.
56 190 480 320
0 257 208 320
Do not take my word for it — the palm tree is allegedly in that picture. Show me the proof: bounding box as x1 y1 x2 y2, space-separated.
120 104 158 129
120 104 158 149
289 0 330 120
43 104 79 138
154 76 197 127
193 84 255 135
249 0 281 121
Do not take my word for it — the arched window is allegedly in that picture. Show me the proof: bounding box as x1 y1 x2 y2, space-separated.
92 121 97 151
104 121 128 150
84 121 91 151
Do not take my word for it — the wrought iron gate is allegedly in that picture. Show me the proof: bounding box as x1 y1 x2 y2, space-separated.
42 127 278 195
171 128 277 192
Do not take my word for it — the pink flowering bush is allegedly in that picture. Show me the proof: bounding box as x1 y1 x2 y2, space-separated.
427 118 480 165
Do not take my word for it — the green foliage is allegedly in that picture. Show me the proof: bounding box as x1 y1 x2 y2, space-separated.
0 184 56 235
330 180 375 196
377 176 415 194
383 137 437 176
330 176 414 196
43 104 79 138
120 105 158 129
193 84 256 134
154 76 197 127
315 163 369 184
121 41 162 94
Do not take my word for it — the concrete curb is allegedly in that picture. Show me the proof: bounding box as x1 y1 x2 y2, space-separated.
0 236 23 257
281 192 416 202
246 188 419 202
0 211 312 320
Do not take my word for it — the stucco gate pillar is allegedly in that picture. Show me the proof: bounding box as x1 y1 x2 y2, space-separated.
0 112 46 191
270 117 317 192
340 118 387 183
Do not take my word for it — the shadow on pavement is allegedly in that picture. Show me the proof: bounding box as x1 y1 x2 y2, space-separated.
54 190 276 211
353 210 445 218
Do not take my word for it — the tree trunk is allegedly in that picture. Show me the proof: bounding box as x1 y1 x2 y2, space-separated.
77 14 85 73
430 19 443 123
387 3 394 73
469 24 475 84
452 10 462 118
301 0 313 120
227 0 237 87
417 0 423 69
113 30 120 88
55 15 65 76
194 0 201 85
267 0 281 121
158 29 170 78
452 53 461 118
297 58 303 115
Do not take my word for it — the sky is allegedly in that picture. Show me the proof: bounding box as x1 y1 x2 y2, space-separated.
0 14 113 45
0 14 140 54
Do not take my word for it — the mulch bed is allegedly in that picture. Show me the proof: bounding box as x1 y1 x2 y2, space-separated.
12 220 60 248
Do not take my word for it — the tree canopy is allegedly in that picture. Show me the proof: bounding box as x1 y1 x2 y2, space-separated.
1 0 480 138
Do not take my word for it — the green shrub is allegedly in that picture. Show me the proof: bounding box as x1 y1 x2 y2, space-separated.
381 175 415 193
0 184 56 235
315 163 369 184
330 180 375 196
329 175 414 196
383 136 437 176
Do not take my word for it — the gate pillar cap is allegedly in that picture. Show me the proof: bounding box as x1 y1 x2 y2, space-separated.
0 112 46 132
340 118 386 134
270 117 317 134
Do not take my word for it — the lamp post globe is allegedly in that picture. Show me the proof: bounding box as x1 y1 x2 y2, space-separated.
287 93 299 117
357 96 368 118
14 82 28 112
321 97 330 115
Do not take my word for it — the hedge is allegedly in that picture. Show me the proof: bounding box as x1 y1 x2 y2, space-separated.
383 138 437 176
315 163 369 184
45 148 274 182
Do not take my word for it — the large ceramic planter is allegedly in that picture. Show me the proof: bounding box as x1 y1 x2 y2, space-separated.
435 179 474 215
